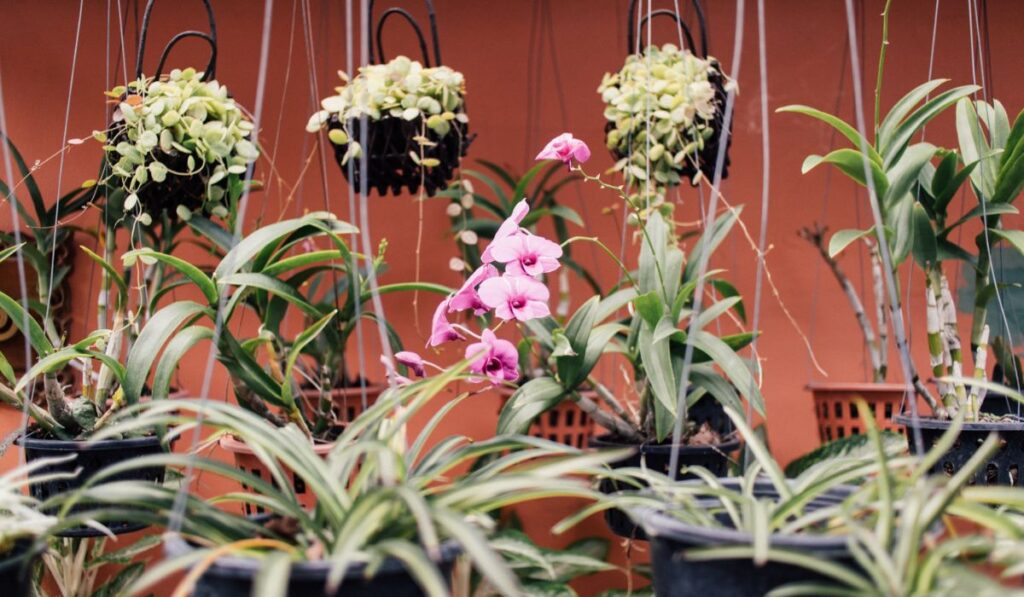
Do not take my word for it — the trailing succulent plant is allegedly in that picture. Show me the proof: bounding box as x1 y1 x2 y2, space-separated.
96 67 259 226
307 55 471 195
599 43 732 213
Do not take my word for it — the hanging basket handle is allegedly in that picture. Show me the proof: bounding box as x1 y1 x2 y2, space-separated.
135 0 218 81
627 0 708 58
368 0 442 67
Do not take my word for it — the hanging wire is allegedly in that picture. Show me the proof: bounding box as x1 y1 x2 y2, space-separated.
167 0 276 534
841 0 925 455
745 0 771 426
668 0 745 479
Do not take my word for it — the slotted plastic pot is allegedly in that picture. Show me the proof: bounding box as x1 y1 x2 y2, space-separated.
640 479 855 596
895 414 1024 486
219 434 335 514
497 388 597 449
808 382 907 443
164 533 461 596
17 433 170 537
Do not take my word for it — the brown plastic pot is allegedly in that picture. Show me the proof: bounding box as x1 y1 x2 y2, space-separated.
808 382 909 442
218 434 334 514
300 384 384 425
496 387 597 449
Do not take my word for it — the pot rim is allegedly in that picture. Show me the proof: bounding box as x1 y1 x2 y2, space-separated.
636 478 853 556
298 383 386 398
218 434 335 455
16 432 163 451
590 433 741 455
806 381 913 393
893 414 1024 432
163 533 461 580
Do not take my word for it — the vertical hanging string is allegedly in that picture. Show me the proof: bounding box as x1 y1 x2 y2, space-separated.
745 0 770 427
841 0 925 454
167 0 275 534
668 0 744 479
0 69 37 465
356 0 398 388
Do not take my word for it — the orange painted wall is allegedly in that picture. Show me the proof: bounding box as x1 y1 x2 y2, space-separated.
1 0 1023 593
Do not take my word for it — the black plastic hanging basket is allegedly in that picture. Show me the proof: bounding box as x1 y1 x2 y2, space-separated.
590 396 737 540
0 539 41 597
894 413 1024 486
330 0 472 197
16 433 171 537
104 0 234 217
605 0 731 186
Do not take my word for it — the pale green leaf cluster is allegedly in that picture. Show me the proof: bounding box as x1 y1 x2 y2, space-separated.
98 67 259 220
599 44 727 188
306 56 468 164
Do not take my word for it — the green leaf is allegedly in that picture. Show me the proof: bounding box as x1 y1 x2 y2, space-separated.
80 245 129 309
252 552 291 597
690 330 765 416
375 541 449 597
125 249 218 305
991 229 1024 259
911 203 938 268
219 272 321 319
639 318 678 438
827 228 872 258
802 150 888 198
151 326 213 401
883 143 936 207
957 98 998 198
214 213 357 280
496 377 567 435
123 301 211 403
633 291 663 329
941 203 1017 235
877 80 948 152
709 279 746 324
881 84 979 169
776 105 883 165
280 311 337 409
684 208 741 283
0 291 52 356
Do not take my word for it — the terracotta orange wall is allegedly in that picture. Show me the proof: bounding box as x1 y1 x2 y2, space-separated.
2 0 1023 492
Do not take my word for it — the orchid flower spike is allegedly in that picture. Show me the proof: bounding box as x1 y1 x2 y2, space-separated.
394 351 427 377
535 133 591 168
448 263 499 315
478 274 551 322
466 328 519 384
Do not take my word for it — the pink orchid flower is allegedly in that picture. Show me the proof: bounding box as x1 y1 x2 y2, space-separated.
478 274 551 322
427 298 464 347
535 133 591 167
481 199 530 263
488 233 563 277
394 351 426 377
448 263 498 315
466 328 520 384
379 355 413 386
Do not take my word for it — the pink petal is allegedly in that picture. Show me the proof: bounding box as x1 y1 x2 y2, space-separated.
394 351 426 377
428 299 464 347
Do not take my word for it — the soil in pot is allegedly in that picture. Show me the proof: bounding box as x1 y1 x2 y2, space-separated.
591 397 737 540
641 479 854 597
0 539 41 597
894 414 1024 486
497 387 596 449
16 432 170 537
164 532 461 597
219 434 335 514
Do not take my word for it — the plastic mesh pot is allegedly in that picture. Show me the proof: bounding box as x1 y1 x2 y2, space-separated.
0 539 40 597
164 533 461 597
809 382 906 443
219 435 334 515
497 388 597 449
300 384 383 426
590 397 736 540
641 479 855 596
17 434 169 537
894 414 1024 486
329 114 471 197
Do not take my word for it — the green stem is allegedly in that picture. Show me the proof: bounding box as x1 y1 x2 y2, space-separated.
972 228 994 350
874 0 893 144
561 236 637 288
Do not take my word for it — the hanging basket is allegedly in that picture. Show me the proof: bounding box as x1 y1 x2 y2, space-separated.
894 414 1024 486
590 396 737 540
809 382 907 443
324 0 471 197
603 0 731 187
16 433 171 537
299 384 384 427
219 435 334 515
496 387 596 449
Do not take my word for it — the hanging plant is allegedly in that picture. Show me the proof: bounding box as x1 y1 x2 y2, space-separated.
600 42 732 193
307 55 470 196
96 68 259 225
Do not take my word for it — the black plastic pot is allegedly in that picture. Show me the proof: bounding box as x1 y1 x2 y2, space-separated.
17 433 170 537
0 539 41 597
330 114 472 197
640 479 854 596
164 534 461 596
894 414 1024 486
591 396 736 540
